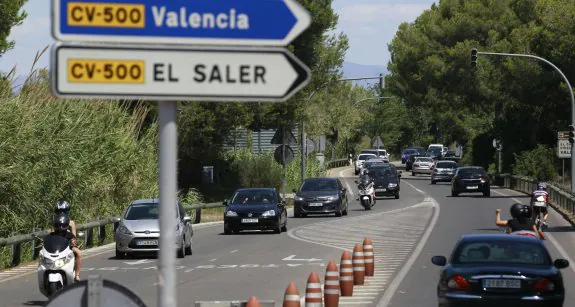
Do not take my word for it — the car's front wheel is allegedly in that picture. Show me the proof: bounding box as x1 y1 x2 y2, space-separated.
451 189 459 197
115 248 126 259
177 238 185 258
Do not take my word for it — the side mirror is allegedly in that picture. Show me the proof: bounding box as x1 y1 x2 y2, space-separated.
183 216 192 224
431 255 447 266
292 189 297 193
223 199 228 206
77 231 85 238
554 259 569 269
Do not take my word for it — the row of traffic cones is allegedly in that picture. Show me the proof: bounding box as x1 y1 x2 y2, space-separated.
244 237 375 307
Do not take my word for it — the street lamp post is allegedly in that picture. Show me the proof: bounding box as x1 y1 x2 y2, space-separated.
473 50 575 191
300 75 385 184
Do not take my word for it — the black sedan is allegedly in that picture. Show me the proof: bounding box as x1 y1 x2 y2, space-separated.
431 234 569 307
223 188 288 234
293 177 348 217
369 166 400 199
451 166 490 197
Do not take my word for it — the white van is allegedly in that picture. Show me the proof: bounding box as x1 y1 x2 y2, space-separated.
428 144 444 151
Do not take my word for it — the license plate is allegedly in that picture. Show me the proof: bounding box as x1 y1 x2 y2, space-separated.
137 240 157 246
241 218 258 223
309 203 323 207
376 189 386 192
362 196 369 200
534 201 546 206
467 186 478 189
482 279 521 288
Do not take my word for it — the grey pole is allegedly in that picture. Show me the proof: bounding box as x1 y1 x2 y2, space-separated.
299 76 385 185
477 51 575 191
157 100 178 307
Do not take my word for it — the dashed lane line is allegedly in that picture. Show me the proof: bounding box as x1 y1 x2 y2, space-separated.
288 193 437 307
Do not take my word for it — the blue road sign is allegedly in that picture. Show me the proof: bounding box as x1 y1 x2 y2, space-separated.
51 0 311 46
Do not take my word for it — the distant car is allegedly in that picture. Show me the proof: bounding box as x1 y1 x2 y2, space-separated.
445 150 456 157
355 153 377 175
370 166 400 199
412 157 435 176
431 234 569 307
406 153 425 171
115 199 193 259
401 148 418 164
431 160 458 184
293 177 348 217
427 147 443 160
451 166 490 197
223 188 288 234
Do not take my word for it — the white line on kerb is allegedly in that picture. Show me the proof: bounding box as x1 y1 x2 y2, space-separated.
491 189 575 274
376 180 440 307
339 167 355 196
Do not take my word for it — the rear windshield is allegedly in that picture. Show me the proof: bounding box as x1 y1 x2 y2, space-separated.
458 168 486 176
452 240 550 266
436 162 457 168
416 157 433 163
371 168 396 178
358 154 376 160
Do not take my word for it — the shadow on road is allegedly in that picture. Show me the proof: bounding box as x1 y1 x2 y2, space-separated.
403 177 431 181
544 226 575 233
23 301 46 306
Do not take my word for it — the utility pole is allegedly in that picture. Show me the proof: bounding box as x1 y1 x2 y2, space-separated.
472 49 575 191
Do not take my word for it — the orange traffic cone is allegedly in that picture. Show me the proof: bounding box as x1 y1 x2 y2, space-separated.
339 251 354 296
363 237 375 276
246 296 261 307
352 243 365 285
283 281 301 307
305 272 323 307
323 261 339 307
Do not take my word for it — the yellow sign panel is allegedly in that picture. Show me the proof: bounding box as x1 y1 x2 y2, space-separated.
67 59 145 84
67 2 145 28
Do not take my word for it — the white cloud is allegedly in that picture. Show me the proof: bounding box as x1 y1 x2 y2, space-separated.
339 4 429 24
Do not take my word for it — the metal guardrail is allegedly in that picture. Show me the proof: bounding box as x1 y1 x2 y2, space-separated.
493 173 575 224
0 159 347 268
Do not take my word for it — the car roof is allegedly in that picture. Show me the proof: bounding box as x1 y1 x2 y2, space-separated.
458 234 542 244
304 177 337 182
132 198 159 205
436 160 457 163
458 166 484 170
234 188 276 192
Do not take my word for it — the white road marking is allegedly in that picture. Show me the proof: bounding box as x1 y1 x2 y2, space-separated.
230 249 238 253
209 258 217 262
340 168 355 196
376 180 440 307
491 189 575 274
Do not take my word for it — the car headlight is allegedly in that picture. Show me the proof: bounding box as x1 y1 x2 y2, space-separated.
325 196 336 201
226 211 238 217
261 210 276 217
388 183 397 188
294 196 304 201
117 225 132 235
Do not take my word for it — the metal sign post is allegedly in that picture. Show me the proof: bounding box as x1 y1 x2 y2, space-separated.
51 1 312 306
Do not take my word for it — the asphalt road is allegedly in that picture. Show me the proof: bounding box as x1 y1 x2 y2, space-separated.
386 170 575 307
0 166 432 307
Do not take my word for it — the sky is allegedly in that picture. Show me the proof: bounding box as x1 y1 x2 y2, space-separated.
0 0 436 77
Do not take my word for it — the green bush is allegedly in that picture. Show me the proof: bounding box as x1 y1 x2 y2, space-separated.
0 79 165 238
512 144 558 181
221 149 325 192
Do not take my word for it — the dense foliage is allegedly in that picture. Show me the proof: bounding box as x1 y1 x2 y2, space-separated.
385 0 575 175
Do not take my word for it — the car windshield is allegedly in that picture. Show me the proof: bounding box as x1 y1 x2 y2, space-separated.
231 190 276 204
300 179 338 191
458 168 486 176
452 240 551 266
436 162 457 169
403 149 416 154
378 150 386 156
125 203 160 220
358 154 376 160
428 148 441 154
416 157 433 163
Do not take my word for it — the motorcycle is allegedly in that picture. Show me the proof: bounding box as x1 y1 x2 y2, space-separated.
37 234 76 297
356 177 376 210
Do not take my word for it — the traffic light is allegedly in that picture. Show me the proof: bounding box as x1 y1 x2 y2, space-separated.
569 125 575 144
470 48 478 67
379 73 384 91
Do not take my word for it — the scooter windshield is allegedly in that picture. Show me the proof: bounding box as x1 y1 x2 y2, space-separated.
43 235 71 254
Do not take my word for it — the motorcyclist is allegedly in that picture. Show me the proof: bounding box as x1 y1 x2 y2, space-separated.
50 200 77 236
530 182 550 227
357 169 375 201
48 213 82 281
495 203 544 239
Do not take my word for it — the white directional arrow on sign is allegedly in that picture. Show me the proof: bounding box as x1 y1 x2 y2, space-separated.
282 255 323 262
52 44 311 103
124 259 153 265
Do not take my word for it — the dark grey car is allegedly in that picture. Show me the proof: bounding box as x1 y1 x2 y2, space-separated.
293 177 349 217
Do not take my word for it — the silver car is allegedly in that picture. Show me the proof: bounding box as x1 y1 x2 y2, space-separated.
115 199 193 259
412 157 435 176
430 160 458 184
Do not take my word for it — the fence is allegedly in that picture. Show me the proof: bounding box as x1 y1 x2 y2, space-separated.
0 159 350 269
493 174 575 224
